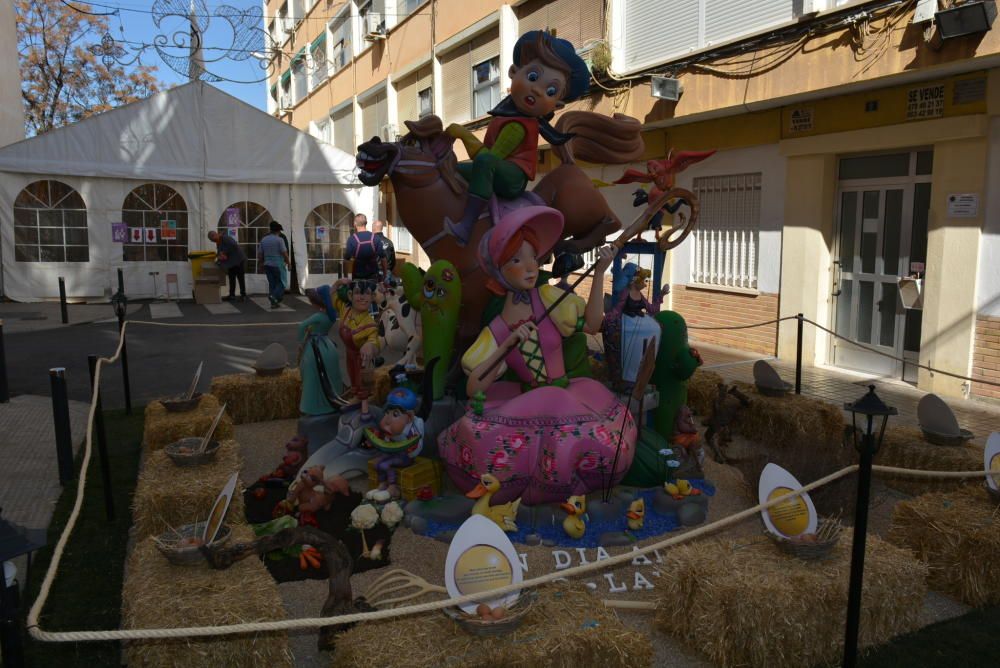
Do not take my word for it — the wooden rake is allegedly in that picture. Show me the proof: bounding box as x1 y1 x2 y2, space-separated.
363 569 448 609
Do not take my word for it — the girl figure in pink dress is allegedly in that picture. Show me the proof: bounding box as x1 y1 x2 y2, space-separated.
438 206 637 506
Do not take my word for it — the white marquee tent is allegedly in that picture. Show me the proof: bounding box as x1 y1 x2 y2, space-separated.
0 81 374 301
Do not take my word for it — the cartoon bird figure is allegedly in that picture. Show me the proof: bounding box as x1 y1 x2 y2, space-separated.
625 498 646 532
466 473 521 532
665 479 702 501
614 149 718 202
560 495 588 540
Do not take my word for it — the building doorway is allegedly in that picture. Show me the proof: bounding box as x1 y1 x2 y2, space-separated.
831 150 931 382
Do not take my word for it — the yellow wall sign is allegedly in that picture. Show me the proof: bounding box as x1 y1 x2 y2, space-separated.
759 463 818 539
445 514 523 614
906 84 946 121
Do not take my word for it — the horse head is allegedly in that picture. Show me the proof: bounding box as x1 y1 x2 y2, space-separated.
355 115 463 194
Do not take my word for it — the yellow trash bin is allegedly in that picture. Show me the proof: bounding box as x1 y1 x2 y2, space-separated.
188 251 217 281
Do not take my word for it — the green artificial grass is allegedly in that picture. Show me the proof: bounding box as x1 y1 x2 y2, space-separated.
20 407 144 668
857 605 1000 667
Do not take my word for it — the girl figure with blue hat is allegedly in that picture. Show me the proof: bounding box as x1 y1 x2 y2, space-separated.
603 262 664 390
444 30 591 247
299 285 345 415
364 386 425 501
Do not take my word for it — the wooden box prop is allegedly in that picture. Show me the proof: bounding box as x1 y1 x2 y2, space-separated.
143 394 234 451
210 369 301 424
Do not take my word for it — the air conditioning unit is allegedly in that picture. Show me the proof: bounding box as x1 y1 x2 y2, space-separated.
651 76 683 102
364 12 386 41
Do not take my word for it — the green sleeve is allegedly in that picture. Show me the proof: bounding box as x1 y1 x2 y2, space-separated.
486 121 527 159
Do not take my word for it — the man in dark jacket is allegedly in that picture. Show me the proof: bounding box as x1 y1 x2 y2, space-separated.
372 220 396 274
208 230 247 301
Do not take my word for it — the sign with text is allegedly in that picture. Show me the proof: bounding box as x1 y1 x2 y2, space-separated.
789 107 814 133
906 84 945 120
445 514 523 614
947 193 979 218
111 222 127 243
160 219 177 240
759 463 817 539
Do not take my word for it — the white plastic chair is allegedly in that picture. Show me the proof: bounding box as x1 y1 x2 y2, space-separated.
165 273 180 302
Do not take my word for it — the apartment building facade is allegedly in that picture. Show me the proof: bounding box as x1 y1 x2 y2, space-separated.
266 0 1000 402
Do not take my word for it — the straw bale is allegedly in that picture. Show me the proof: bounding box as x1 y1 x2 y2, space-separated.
653 535 927 668
210 369 302 425
888 485 1000 606
687 368 723 416
143 394 235 451
122 524 293 668
331 583 652 668
132 440 245 541
875 425 985 496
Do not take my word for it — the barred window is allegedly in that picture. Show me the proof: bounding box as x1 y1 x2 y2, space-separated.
217 202 274 274
690 173 761 289
13 180 89 262
304 203 353 275
122 183 188 262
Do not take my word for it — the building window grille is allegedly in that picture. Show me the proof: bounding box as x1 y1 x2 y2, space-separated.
690 172 761 289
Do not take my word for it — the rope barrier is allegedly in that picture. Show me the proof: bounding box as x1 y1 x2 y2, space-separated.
25 317 998 644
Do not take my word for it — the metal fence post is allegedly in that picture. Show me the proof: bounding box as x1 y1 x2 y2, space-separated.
795 313 804 395
0 320 9 403
88 355 116 521
112 269 132 414
58 277 68 324
49 368 74 485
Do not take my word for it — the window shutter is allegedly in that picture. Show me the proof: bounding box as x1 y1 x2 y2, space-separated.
624 0 699 71
516 0 548 34
361 91 388 142
517 0 604 46
441 44 471 124
395 72 418 126
470 29 499 67
417 64 432 92
332 107 354 154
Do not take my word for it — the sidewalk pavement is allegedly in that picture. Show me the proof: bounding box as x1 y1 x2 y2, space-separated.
695 342 1000 445
0 300 145 335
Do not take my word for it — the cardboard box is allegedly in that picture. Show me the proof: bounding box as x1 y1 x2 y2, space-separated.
199 264 226 285
193 280 221 304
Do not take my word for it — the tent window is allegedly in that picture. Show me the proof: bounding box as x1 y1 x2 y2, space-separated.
217 201 274 274
121 183 189 262
305 203 353 275
13 180 89 263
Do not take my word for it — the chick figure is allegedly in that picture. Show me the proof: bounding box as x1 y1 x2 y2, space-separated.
625 498 646 532
560 495 588 539
665 479 701 500
466 473 521 532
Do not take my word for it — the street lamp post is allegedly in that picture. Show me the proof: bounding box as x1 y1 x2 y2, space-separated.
842 385 896 668
111 273 132 414
0 508 46 668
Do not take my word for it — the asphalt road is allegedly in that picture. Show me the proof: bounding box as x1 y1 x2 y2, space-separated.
3 299 310 408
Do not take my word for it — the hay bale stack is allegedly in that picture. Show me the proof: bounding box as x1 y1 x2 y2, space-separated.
132 440 245 540
654 536 926 668
687 368 723 416
888 485 1000 606
332 583 652 668
122 524 292 667
875 425 984 496
210 369 301 425
143 395 235 451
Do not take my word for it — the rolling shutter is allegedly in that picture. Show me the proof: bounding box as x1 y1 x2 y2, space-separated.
395 71 418 126
361 91 388 142
441 43 472 124
516 0 604 46
332 106 354 155
470 29 499 67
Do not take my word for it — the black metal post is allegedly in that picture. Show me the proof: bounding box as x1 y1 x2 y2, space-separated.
843 417 875 668
0 571 24 668
795 313 804 395
117 268 125 295
117 313 132 415
58 277 68 324
0 319 9 403
88 355 116 521
49 368 74 485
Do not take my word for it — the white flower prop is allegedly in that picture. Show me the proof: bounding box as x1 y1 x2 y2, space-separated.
380 501 404 529
350 503 380 557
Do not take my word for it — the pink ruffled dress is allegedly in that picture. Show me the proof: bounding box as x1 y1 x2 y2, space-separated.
438 285 637 505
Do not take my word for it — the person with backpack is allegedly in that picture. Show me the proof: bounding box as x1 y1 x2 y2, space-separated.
344 213 385 281
372 220 396 275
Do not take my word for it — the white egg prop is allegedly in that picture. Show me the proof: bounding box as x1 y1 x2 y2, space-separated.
445 514 523 614
985 432 1000 492
758 463 818 539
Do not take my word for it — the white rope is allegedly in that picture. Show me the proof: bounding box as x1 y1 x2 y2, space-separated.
25 319 997 643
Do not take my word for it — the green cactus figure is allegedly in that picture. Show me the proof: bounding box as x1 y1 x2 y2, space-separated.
621 310 701 488
400 260 462 400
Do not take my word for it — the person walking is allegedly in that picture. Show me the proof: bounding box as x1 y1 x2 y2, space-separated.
208 230 247 301
343 213 385 281
372 220 396 276
258 221 290 308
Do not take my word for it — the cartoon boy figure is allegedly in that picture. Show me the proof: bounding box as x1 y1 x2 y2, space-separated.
444 30 591 246
364 387 425 501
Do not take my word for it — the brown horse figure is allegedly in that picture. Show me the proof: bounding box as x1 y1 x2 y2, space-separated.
356 111 645 342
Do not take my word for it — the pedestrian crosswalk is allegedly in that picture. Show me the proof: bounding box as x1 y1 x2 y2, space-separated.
250 297 293 312
203 302 240 315
149 302 183 319
143 296 305 319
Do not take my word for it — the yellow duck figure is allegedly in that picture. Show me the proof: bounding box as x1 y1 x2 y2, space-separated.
625 498 646 531
466 473 521 532
664 479 702 500
560 495 588 539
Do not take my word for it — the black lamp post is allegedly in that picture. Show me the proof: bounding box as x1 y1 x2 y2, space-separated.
0 508 47 668
842 385 896 668
111 270 132 414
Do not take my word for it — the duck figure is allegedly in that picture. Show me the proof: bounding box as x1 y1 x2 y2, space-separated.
625 498 646 532
560 495 588 540
664 479 702 501
466 473 521 532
